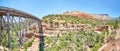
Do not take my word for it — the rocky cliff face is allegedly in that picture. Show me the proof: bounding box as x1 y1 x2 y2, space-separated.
63 11 111 20
63 11 93 18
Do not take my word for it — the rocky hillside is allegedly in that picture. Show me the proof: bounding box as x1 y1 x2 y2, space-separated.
42 14 120 51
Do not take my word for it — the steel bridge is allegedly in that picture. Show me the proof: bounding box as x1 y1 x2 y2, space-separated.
0 6 44 51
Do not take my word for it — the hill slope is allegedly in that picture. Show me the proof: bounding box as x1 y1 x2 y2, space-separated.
42 14 120 51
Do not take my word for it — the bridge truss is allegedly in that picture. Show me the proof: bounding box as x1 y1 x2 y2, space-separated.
0 6 44 51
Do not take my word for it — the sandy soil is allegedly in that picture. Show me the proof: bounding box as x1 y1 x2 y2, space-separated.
27 38 39 51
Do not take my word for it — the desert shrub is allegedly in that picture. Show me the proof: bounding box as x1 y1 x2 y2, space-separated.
1 34 8 47
111 41 116 46
11 47 20 51
106 34 115 42
92 42 102 51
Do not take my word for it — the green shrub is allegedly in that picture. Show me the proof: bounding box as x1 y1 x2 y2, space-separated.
23 37 34 49
92 42 102 51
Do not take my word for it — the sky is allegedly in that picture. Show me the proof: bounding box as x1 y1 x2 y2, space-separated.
0 0 120 18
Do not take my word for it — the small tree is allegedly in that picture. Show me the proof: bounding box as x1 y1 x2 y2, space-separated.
113 20 119 34
50 20 53 28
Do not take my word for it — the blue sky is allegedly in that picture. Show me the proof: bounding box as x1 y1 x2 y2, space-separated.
0 0 120 18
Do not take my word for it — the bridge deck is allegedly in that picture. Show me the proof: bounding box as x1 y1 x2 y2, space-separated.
0 6 40 21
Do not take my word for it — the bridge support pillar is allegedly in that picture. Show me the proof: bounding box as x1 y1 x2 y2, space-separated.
0 15 2 45
18 16 23 48
0 15 2 31
38 21 44 51
7 12 12 49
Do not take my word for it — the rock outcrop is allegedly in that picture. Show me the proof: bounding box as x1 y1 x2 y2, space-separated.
91 14 111 20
